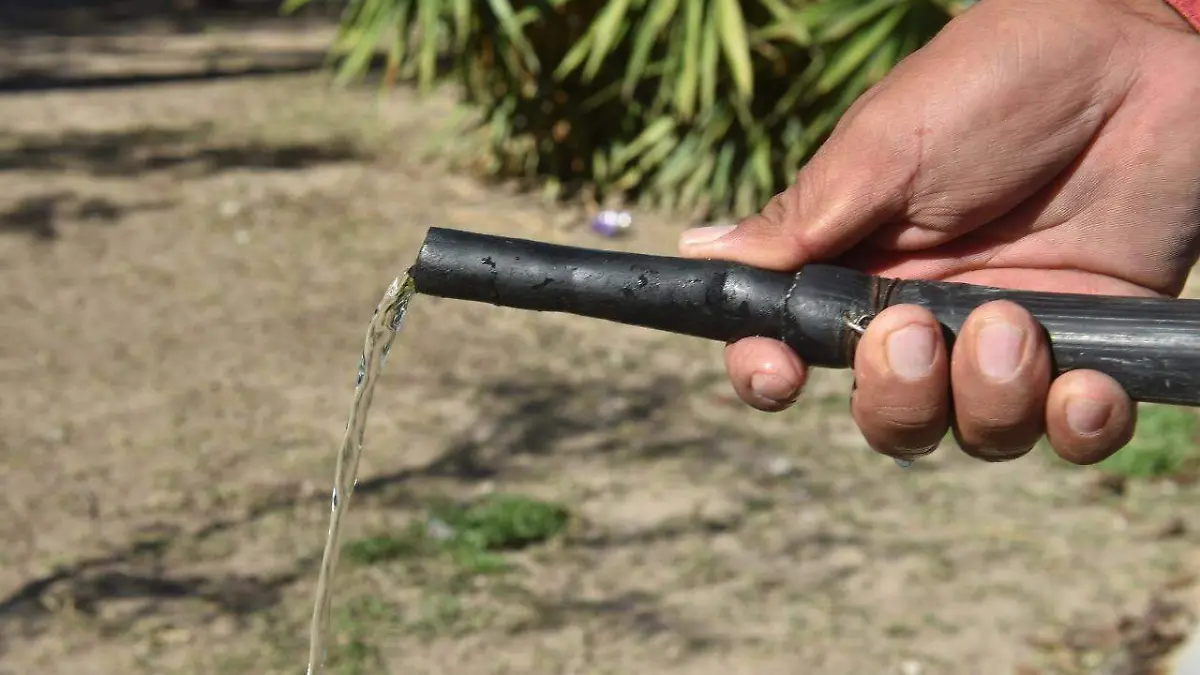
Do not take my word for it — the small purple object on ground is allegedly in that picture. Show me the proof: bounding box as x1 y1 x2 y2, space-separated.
591 210 633 237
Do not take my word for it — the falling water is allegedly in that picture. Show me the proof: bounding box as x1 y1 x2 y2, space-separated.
305 273 416 675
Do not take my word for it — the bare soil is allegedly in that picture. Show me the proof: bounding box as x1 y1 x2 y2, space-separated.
1 23 1199 675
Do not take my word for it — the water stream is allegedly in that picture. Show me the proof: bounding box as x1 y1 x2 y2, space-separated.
305 273 416 675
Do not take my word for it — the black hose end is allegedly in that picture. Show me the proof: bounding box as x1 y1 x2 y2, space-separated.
408 226 795 344
411 226 507 303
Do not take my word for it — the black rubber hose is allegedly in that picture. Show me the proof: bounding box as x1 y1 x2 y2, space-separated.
410 227 1200 407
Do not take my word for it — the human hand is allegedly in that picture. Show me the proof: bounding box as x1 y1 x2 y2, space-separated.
678 0 1200 465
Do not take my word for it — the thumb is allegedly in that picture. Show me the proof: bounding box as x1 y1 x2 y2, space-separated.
677 86 917 271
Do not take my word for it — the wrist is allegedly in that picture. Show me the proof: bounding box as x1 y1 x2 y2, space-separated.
1112 0 1200 31
1161 0 1200 30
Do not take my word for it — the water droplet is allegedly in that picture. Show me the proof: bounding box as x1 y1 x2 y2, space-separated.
894 458 914 469
388 309 406 332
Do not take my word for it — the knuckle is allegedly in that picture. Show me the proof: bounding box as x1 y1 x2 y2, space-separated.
752 189 794 229
858 401 947 459
873 402 945 430
965 404 1035 432
953 380 1049 431
742 183 819 259
835 88 895 138
735 189 801 248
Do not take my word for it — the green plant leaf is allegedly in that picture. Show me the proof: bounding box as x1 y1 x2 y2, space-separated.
679 151 717 210
612 117 677 169
631 130 680 176
754 19 813 48
416 0 441 90
673 0 704 119
750 133 772 190
280 0 312 15
580 75 634 111
696 105 736 146
333 0 396 85
593 149 610 181
555 30 596 79
450 0 472 49
485 0 540 72
782 116 808 179
767 51 819 122
584 0 635 80
623 0 681 98
864 32 903 84
699 0 721 111
709 140 737 208
793 0 857 33
714 0 754 101
814 3 908 95
381 0 411 88
733 160 759 216
814 0 902 42
652 135 703 190
759 0 799 23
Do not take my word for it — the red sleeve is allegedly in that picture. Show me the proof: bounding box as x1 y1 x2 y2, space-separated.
1164 0 1200 31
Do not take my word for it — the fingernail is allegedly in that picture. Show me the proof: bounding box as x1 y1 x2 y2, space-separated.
679 224 736 248
1067 397 1110 435
885 324 936 380
750 372 797 404
976 320 1025 381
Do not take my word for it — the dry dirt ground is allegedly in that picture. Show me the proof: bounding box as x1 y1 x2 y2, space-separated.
2 22 1200 675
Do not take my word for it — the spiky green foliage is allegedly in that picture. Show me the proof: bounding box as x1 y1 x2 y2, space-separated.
283 0 966 217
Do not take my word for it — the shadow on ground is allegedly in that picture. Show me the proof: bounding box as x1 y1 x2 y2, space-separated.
0 369 736 649
0 125 365 177
0 536 301 651
0 0 340 37
368 371 710 485
0 57 333 94
0 123 367 240
0 191 173 239
0 1 397 94
508 590 722 653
